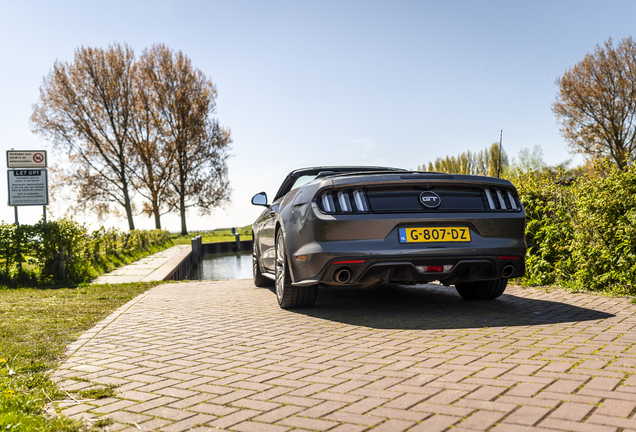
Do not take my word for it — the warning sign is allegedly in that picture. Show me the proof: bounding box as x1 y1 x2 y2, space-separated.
6 150 48 168
7 170 49 206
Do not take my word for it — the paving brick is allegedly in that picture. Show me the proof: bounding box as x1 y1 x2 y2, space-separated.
298 401 347 418
587 413 636 429
372 419 416 432
538 418 617 432
252 405 305 423
144 406 196 421
582 377 621 391
278 415 339 431
60 404 93 417
105 410 153 424
409 414 461 432
506 382 548 397
117 390 160 401
465 385 507 401
455 410 505 430
125 396 178 413
549 402 595 421
91 399 137 414
595 399 636 417
159 414 216 432
207 409 260 429
134 418 173 430
326 424 367 432
324 410 384 426
503 406 551 426
341 397 387 414
231 421 291 432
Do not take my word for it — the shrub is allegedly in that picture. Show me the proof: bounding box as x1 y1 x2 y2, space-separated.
513 160 636 293
0 218 171 285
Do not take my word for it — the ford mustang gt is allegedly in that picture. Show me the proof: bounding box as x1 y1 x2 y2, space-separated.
251 166 526 309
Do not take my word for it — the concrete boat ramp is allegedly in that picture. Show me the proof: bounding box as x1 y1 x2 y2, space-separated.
92 245 191 284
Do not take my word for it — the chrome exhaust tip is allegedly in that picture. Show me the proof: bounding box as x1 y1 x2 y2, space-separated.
502 264 515 279
334 268 352 284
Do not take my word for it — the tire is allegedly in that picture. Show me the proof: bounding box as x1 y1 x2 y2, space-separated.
455 279 508 300
275 231 318 309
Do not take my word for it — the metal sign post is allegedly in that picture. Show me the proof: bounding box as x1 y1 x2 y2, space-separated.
6 150 49 224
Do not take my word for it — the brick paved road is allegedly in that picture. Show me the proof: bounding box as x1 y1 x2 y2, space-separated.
53 280 636 431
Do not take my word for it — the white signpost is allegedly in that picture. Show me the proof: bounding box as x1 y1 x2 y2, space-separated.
6 150 49 225
6 150 47 168
7 170 49 206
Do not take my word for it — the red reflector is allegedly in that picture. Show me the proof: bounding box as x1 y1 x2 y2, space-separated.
426 265 443 273
497 256 520 260
332 260 366 265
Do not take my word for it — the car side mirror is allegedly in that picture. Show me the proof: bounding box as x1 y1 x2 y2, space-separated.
251 192 268 207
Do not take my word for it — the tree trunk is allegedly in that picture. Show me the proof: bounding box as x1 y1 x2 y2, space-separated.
153 208 161 229
180 193 187 235
122 178 135 231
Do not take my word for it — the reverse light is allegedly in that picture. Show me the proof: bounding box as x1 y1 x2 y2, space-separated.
416 264 454 273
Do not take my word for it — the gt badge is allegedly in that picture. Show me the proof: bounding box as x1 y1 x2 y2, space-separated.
419 191 441 208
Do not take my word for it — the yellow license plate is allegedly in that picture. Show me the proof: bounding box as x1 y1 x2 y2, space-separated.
399 227 471 243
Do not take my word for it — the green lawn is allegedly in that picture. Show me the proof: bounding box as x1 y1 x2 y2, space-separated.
170 225 252 245
0 281 164 431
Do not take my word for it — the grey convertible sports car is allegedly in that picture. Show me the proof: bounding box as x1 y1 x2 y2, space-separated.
251 166 526 309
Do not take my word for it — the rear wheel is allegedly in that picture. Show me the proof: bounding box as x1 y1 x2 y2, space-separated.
455 279 508 300
275 231 318 309
253 237 273 287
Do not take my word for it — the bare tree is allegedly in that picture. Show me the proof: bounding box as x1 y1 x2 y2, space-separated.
138 44 231 235
31 43 137 229
553 37 636 169
128 66 176 229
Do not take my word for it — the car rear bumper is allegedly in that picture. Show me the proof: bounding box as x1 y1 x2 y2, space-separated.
286 206 526 287
292 253 524 287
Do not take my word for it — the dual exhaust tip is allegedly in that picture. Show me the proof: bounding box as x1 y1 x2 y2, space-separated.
501 264 515 279
333 268 352 284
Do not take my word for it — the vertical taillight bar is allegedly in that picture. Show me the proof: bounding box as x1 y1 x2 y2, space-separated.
495 189 507 210
484 189 496 210
321 194 335 213
338 191 352 212
507 191 518 210
353 189 369 212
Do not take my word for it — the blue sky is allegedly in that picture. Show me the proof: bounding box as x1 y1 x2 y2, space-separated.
0 0 633 231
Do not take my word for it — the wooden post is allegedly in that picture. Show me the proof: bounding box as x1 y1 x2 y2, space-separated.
191 237 199 267
59 246 66 279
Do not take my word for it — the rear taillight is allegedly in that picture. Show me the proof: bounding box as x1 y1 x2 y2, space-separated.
484 188 520 211
318 189 371 214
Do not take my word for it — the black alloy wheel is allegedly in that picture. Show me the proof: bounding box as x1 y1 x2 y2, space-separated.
275 231 318 309
455 278 508 300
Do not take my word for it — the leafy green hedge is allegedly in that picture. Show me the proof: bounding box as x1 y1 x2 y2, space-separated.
514 160 636 293
0 219 171 284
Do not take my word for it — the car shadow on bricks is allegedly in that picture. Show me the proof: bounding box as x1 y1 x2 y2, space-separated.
289 283 614 330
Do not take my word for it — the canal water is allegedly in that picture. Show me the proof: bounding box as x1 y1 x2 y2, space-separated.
190 250 252 280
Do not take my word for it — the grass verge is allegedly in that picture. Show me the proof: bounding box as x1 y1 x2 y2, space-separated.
0 281 164 431
170 226 252 245
89 240 175 277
